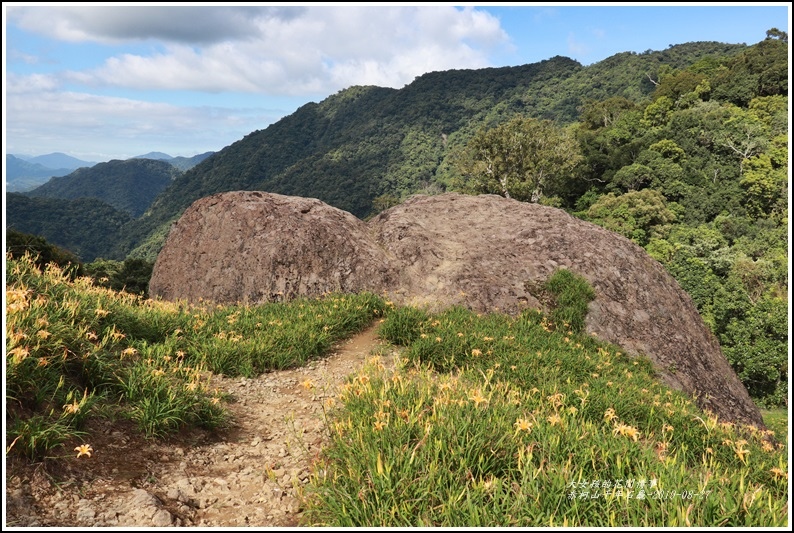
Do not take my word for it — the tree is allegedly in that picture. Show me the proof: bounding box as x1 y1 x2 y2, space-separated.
765 28 788 42
455 116 582 202
578 96 638 130
610 163 654 191
370 193 401 215
740 149 787 218
748 95 788 137
85 257 154 297
585 189 677 246
722 296 788 407
711 31 788 105
641 96 674 127
715 105 770 175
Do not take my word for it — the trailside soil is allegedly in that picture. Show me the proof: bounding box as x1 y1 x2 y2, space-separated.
5 325 389 527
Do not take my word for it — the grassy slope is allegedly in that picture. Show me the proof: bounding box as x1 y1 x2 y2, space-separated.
5 255 788 526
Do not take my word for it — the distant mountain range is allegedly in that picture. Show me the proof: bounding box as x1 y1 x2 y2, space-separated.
132 152 174 161
17 152 97 170
6 151 215 192
131 151 215 171
6 155 76 192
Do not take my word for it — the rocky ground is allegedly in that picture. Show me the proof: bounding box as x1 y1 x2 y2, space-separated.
5 324 389 527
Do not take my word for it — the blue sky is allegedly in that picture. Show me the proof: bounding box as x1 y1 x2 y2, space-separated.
3 3 790 162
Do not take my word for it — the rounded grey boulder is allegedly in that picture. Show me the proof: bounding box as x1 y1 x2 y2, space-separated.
150 191 764 428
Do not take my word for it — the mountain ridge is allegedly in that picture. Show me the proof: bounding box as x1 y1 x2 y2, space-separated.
110 40 750 260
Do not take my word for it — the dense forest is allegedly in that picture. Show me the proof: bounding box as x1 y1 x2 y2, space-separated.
5 31 788 406
6 195 132 262
24 158 181 218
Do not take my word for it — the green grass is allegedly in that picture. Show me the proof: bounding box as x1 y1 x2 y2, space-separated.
6 254 788 526
302 297 788 527
543 268 596 334
5 252 386 458
760 408 789 445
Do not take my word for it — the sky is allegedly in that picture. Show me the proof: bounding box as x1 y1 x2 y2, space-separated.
3 2 791 163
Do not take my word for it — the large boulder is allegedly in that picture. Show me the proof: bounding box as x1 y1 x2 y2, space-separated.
149 191 764 428
369 194 763 428
148 191 396 304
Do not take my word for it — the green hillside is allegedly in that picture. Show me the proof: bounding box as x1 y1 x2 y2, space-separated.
25 158 181 218
6 194 132 262
168 151 215 171
111 40 748 260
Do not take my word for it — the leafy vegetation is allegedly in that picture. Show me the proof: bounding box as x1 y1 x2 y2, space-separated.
7 252 786 525
303 296 787 526
84 257 155 298
5 252 386 460
6 229 85 278
542 269 597 334
566 31 788 407
6 194 132 262
453 116 581 201
6 231 156 298
24 158 181 218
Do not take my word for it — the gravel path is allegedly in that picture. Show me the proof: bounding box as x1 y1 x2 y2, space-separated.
5 324 387 527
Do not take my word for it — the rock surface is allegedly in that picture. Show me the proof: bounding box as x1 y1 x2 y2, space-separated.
149 191 396 304
149 191 763 428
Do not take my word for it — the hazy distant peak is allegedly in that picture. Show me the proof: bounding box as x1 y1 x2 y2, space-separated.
131 152 174 160
14 152 96 170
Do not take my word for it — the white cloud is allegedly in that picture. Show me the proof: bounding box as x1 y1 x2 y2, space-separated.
4 5 511 159
6 72 61 93
5 80 279 160
7 48 44 65
7 6 301 45
10 5 510 95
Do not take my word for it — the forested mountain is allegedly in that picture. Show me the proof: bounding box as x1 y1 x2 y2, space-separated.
167 151 216 171
23 158 181 217
6 193 132 262
110 40 749 259
130 151 215 170
132 151 173 160
24 152 96 170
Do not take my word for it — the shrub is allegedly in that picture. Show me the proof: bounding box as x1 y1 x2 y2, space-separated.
543 269 597 334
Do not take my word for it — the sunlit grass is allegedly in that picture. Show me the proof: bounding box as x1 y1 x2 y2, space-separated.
5 252 385 458
7 253 787 526
760 408 789 446
303 285 788 527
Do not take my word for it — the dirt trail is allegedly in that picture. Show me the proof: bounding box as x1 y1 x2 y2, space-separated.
5 324 389 527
